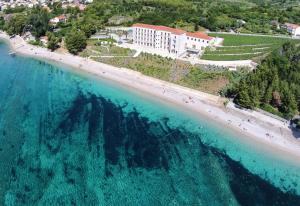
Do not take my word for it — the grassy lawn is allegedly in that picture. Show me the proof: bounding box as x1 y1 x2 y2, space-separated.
202 53 265 61
204 46 273 55
208 33 294 46
202 34 300 61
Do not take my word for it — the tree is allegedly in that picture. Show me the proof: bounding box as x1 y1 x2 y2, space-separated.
65 30 87 54
214 15 234 30
194 23 199 31
297 120 300 129
79 23 97 38
0 17 5 30
263 86 273 104
281 84 298 119
230 42 300 119
271 91 282 107
50 2 64 16
46 32 60 51
235 80 254 109
4 5 26 14
4 14 27 35
236 89 253 109
27 6 50 38
66 6 80 16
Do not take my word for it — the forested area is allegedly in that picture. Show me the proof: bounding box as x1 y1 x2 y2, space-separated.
227 42 300 119
80 0 300 33
3 0 299 36
1 0 300 53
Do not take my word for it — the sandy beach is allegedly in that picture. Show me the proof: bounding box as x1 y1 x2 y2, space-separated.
1 32 300 162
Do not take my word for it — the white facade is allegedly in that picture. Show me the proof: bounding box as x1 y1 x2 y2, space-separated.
284 23 300 37
293 27 300 37
49 15 67 25
132 23 214 57
49 17 60 24
185 35 211 50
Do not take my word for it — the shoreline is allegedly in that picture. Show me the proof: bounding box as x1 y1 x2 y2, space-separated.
1 32 300 164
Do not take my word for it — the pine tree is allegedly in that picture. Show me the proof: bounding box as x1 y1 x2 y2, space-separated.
231 42 300 119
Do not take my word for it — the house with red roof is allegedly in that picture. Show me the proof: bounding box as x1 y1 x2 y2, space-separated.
284 23 300 37
49 15 67 25
132 23 214 57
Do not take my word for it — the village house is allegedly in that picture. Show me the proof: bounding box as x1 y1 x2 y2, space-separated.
49 15 67 25
77 4 86 11
40 36 48 46
284 23 300 37
270 20 280 30
0 4 7 11
62 3 86 11
23 31 35 42
132 23 214 57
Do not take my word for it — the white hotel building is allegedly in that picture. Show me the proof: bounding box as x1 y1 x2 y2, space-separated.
132 23 214 57
284 23 300 37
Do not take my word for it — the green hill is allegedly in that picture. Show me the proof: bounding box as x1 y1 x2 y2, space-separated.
227 42 300 119
82 0 299 34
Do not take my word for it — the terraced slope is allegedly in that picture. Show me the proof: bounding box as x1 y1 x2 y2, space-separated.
202 33 300 61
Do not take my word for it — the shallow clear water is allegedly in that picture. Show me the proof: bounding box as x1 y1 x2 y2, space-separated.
0 42 300 205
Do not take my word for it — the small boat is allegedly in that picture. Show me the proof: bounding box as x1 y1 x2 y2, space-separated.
9 51 16 56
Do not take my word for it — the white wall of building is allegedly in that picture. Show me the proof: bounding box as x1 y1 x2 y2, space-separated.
133 25 213 57
285 24 300 37
295 27 300 37
185 36 210 50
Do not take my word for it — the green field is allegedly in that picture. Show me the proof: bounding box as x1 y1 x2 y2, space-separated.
80 39 135 58
202 34 299 61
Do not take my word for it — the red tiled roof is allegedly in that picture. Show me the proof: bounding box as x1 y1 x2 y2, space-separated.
57 15 66 20
132 23 186 35
132 23 214 40
187 32 214 40
40 36 48 41
285 23 300 29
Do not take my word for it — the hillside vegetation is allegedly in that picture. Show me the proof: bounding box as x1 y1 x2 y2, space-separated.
1 0 299 53
91 52 241 95
227 42 300 119
79 0 300 34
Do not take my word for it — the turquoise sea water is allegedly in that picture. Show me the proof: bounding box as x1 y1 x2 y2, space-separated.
0 42 300 205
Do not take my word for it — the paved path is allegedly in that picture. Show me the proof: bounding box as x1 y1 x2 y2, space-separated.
184 58 256 68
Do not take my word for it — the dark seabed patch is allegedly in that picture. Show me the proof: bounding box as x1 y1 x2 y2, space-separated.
0 42 300 205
